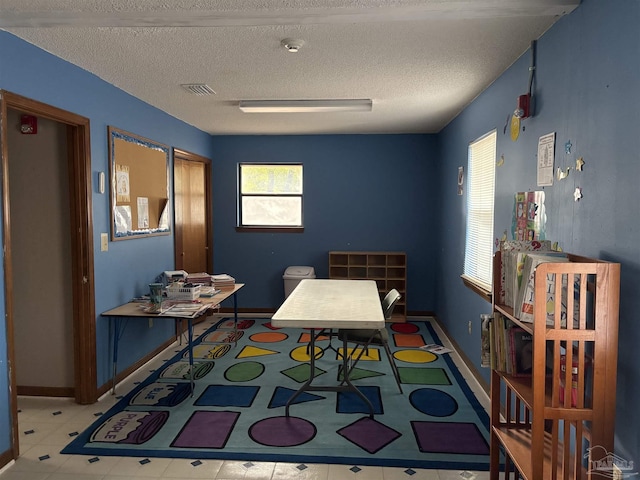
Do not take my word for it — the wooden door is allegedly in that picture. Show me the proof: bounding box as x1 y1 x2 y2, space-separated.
1 91 96 461
173 149 212 274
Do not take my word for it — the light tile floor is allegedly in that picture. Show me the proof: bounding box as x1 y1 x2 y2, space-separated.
1 315 492 480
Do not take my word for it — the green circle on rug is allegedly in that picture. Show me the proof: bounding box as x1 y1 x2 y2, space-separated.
394 349 437 363
225 361 265 382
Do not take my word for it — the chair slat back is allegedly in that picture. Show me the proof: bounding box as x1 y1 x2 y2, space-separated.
382 289 401 320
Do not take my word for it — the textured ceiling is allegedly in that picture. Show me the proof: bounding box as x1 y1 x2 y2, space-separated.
0 1 579 135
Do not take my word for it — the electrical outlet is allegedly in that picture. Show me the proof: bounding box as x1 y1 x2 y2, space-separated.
148 318 153 329
468 320 472 334
100 233 108 252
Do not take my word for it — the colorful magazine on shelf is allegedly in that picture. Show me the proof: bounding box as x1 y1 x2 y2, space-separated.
498 240 552 306
515 252 569 324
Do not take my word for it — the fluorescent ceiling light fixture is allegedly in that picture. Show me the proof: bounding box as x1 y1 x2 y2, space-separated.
239 99 372 113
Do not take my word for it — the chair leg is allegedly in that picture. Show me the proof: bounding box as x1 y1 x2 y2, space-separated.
382 339 403 394
340 342 364 382
339 330 379 384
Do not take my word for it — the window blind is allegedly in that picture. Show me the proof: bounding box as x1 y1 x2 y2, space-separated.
463 130 496 291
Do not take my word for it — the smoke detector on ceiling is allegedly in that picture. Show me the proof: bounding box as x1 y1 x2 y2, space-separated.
281 38 305 53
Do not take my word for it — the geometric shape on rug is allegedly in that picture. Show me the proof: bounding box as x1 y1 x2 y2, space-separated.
336 386 383 414
236 319 256 329
338 366 384 382
391 323 420 334
249 416 316 447
171 411 240 449
262 322 282 330
411 421 490 455
236 345 279 359
393 349 437 364
218 319 255 330
268 386 326 409
62 317 491 471
337 417 402 454
393 333 426 348
188 343 231 361
158 361 214 381
201 330 244 344
290 345 324 362
194 385 259 407
398 367 451 385
410 388 458 417
249 332 288 343
224 361 265 382
129 382 191 407
89 410 169 444
298 332 332 344
281 363 326 383
337 347 381 362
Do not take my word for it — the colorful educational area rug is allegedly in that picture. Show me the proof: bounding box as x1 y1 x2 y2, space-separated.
62 317 490 470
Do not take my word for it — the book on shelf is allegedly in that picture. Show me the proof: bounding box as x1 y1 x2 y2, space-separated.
509 327 533 376
514 252 569 324
559 353 592 407
491 313 511 373
498 240 552 306
480 314 492 368
490 314 554 376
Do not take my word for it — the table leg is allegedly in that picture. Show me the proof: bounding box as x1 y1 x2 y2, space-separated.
233 292 238 346
188 318 194 396
284 330 375 418
111 317 119 395
285 328 317 416
340 337 375 418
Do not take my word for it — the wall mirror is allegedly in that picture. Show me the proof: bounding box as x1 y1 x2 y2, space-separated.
108 126 171 240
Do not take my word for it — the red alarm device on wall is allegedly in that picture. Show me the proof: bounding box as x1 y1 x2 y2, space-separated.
20 114 37 134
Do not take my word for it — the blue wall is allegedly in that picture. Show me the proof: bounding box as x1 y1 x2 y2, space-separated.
0 0 638 465
210 134 437 310
436 0 639 461
0 30 214 455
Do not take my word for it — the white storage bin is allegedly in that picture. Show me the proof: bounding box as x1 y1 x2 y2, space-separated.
283 266 316 298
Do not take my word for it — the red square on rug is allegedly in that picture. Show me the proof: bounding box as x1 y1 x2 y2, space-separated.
393 333 425 347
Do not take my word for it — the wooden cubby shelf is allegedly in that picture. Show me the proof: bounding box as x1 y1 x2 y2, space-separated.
328 251 407 321
489 251 620 480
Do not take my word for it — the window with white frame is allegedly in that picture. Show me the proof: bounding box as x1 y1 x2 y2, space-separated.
238 163 303 229
463 130 496 292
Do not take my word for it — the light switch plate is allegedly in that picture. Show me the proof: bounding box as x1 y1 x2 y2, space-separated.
101 233 108 252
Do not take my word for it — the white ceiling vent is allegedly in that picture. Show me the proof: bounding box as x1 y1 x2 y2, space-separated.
181 84 216 96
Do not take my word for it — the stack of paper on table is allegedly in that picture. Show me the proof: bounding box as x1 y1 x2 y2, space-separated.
212 274 235 290
198 286 220 297
186 272 213 285
160 303 211 318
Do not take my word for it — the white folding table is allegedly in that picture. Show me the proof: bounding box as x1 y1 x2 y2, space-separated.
271 278 385 417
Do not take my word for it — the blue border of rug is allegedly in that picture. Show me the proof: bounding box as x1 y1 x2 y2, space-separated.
62 318 490 471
